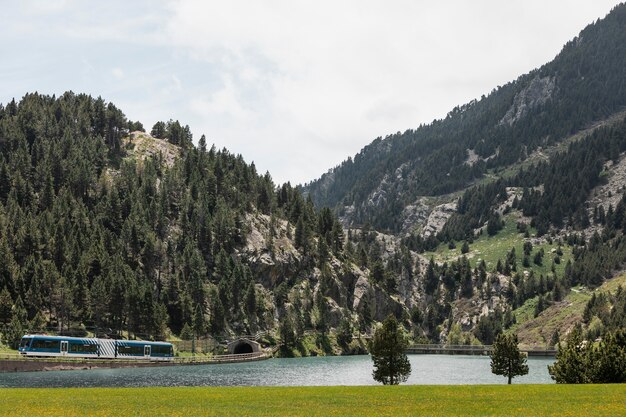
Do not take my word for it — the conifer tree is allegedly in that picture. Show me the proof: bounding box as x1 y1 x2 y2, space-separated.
548 326 588 383
0 287 12 325
245 282 257 318
490 333 528 384
3 296 28 349
279 314 296 355
337 318 353 351
586 330 626 383
370 314 411 385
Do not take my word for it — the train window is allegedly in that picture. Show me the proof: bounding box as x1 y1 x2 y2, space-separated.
69 343 98 353
118 345 143 355
151 345 173 355
20 338 32 349
31 339 60 350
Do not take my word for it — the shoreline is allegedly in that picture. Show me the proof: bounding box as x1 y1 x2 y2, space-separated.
0 351 270 373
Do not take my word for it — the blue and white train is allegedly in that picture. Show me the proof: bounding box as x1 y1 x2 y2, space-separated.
18 334 174 361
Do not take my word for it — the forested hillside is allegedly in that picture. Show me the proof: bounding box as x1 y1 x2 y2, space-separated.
305 3 626 234
300 3 626 348
0 92 353 348
2 4 626 354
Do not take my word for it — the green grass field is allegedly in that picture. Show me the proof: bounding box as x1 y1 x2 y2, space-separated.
426 212 573 277
0 385 624 416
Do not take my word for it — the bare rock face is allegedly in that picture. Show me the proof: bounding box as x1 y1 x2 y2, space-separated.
242 213 301 289
400 198 458 236
494 187 523 216
500 76 556 126
366 174 391 210
352 273 405 322
373 292 405 322
335 262 362 310
396 255 428 309
401 200 431 233
464 149 481 166
325 297 345 328
352 274 371 312
422 202 458 237
125 132 181 167
588 155 626 214
241 211 426 334
322 268 350 309
338 204 356 228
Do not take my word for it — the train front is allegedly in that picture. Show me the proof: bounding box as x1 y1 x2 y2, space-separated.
18 335 33 355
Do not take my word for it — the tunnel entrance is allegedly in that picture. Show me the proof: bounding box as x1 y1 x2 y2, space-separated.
233 342 254 354
227 338 260 354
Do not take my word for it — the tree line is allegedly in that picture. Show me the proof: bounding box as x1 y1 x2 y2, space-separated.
0 92 347 348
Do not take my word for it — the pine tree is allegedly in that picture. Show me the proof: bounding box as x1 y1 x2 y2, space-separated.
0 287 12 325
3 295 29 349
550 329 560 347
424 257 438 294
337 318 353 351
180 322 194 340
359 297 372 333
370 259 385 286
548 326 589 383
279 314 296 354
245 282 257 318
314 293 329 335
586 330 626 383
461 241 470 254
490 333 529 384
369 314 411 385
208 287 224 335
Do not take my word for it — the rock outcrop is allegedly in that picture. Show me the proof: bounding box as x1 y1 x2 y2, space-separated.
500 75 556 126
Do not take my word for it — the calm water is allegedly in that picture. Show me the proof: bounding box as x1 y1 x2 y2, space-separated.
0 355 555 388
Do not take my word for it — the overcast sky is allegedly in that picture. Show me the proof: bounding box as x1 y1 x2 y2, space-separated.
1 1 622 184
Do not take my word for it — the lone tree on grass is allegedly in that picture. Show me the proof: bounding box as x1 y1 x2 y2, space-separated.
490 333 528 384
370 314 411 385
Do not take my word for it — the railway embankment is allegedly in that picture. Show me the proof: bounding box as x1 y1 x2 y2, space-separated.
0 351 270 373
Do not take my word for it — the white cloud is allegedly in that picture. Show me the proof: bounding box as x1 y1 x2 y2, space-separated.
160 75 183 96
1 0 622 184
158 0 621 183
22 0 70 14
189 75 254 123
111 67 124 79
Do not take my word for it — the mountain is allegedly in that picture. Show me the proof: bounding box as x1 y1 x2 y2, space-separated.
0 92 413 356
2 5 626 354
302 3 626 346
305 4 626 235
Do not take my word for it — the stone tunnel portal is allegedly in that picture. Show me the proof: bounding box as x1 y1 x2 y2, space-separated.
233 342 254 354
227 338 261 355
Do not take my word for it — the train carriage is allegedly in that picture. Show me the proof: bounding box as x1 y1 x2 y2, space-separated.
18 335 174 361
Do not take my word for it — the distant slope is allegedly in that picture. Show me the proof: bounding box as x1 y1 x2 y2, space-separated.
514 272 626 347
305 3 626 233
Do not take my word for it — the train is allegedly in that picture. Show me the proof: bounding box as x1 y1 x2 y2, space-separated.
18 334 174 361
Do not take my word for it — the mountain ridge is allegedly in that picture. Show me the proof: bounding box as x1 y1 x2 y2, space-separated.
2 5 626 353
305 3 626 234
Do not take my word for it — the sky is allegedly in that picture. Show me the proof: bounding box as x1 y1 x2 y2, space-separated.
0 1 622 184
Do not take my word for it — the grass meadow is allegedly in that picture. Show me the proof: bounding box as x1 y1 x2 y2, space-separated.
426 213 573 277
0 384 624 416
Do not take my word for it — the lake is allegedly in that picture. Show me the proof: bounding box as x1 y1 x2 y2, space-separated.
0 355 555 388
